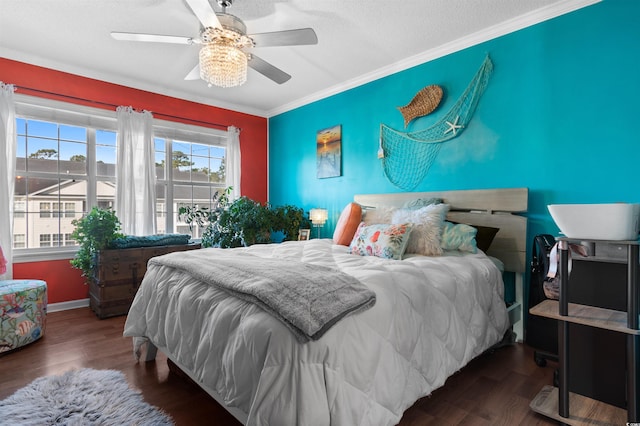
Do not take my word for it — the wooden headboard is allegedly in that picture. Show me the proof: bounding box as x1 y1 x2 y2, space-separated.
354 187 529 273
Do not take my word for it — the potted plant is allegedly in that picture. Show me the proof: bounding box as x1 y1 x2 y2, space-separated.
271 204 310 242
179 188 310 248
70 206 124 282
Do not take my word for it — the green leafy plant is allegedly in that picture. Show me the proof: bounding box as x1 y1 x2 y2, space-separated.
271 204 310 242
70 207 124 281
210 197 272 248
179 187 310 248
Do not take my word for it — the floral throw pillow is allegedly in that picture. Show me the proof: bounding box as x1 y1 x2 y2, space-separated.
441 221 478 253
348 222 413 260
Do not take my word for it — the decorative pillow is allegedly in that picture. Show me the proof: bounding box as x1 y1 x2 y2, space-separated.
348 222 413 260
449 222 500 253
402 197 443 209
333 202 363 246
391 203 449 256
441 221 478 253
362 206 396 225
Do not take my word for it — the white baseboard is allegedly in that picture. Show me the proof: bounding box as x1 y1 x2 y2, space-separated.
47 298 90 313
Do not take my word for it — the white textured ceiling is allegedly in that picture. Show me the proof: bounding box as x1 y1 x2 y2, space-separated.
0 0 598 117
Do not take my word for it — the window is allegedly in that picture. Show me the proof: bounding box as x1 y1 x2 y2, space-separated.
65 202 76 218
13 234 25 249
154 125 228 237
39 234 51 247
14 201 25 218
13 97 231 256
15 115 115 250
39 202 51 218
64 233 76 246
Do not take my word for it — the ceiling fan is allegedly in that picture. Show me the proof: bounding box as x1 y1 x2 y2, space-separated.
111 0 318 88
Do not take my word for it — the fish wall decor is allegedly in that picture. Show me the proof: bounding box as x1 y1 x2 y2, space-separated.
397 84 444 127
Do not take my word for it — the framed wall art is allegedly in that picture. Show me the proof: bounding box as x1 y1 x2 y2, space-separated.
316 124 342 178
298 229 310 241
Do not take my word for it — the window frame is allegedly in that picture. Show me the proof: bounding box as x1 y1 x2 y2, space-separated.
12 95 231 263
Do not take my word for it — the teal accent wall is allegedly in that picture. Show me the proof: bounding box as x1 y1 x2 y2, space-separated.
269 0 640 243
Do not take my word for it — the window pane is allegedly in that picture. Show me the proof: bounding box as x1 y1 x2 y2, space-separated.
155 184 166 235
27 120 57 138
155 138 165 152
14 177 27 220
97 130 117 178
211 146 225 157
191 143 209 157
16 135 26 172
97 180 115 213
97 129 116 146
155 138 166 179
173 185 194 208
210 157 225 183
172 141 192 180
155 152 165 180
16 118 26 134
59 124 86 142
191 155 209 182
193 185 213 208
27 137 59 173
59 141 87 175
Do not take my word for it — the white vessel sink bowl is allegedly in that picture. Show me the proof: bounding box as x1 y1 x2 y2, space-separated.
547 203 640 241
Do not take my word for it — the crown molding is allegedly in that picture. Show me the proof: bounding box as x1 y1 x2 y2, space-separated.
266 0 601 117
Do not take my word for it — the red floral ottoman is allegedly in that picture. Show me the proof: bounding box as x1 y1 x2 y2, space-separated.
0 279 47 354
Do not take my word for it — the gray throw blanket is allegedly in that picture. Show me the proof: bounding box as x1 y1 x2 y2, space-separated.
149 249 376 342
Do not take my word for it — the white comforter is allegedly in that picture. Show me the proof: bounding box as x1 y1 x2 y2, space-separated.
124 239 509 426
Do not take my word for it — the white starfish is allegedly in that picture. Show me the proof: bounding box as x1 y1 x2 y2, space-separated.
444 116 463 136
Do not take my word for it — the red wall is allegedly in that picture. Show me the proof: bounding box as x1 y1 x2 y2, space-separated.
1 57 268 305
13 260 88 304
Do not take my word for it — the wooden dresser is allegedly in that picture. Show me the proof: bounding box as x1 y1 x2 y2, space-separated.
90 243 200 319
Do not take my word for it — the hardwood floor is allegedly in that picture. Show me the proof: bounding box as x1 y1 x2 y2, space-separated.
0 307 557 425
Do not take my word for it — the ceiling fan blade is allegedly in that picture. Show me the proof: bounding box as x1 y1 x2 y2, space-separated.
184 63 201 80
248 54 291 84
249 28 318 47
185 0 222 29
111 32 194 45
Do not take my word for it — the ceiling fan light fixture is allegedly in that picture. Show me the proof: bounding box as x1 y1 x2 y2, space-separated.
199 42 247 88
198 26 252 88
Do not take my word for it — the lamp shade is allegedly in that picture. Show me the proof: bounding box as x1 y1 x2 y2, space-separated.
309 208 328 226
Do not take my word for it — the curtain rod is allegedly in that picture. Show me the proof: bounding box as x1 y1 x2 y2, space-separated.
15 85 231 130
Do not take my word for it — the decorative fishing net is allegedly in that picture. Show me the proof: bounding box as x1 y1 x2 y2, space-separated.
380 55 493 190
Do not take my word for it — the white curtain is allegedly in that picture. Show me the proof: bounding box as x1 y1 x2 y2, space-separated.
115 106 156 236
226 126 241 200
0 82 16 279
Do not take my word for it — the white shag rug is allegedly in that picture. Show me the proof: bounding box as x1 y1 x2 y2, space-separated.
0 368 174 425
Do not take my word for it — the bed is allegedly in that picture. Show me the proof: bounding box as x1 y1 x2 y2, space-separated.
123 187 528 426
